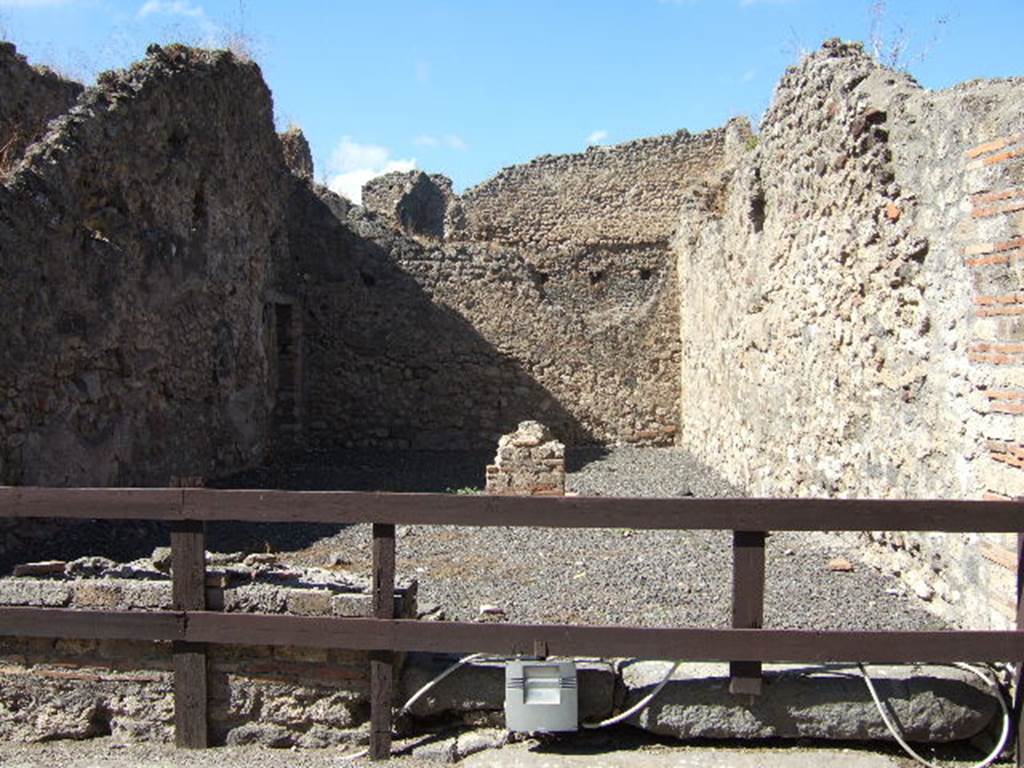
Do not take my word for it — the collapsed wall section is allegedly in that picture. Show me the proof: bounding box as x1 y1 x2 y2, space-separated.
0 42 82 169
0 45 288 486
676 39 1024 628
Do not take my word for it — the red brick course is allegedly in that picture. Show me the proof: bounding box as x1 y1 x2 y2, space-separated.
966 134 1024 159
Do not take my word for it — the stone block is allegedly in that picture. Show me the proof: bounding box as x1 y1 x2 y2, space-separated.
0 579 72 607
73 582 123 609
622 662 999 742
12 560 66 577
285 588 333 617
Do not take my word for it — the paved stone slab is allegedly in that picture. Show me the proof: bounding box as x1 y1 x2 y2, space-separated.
461 743 904 768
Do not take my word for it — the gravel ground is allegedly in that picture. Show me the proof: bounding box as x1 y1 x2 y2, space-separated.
2 447 944 633
214 447 945 632
0 733 985 768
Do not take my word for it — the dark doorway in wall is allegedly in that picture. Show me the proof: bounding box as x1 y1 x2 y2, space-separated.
271 301 302 442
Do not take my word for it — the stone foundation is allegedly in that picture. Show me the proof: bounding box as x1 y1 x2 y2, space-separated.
0 551 417 746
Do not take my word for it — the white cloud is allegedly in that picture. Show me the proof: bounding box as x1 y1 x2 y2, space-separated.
136 0 219 44
741 68 757 82
137 0 205 19
413 133 467 151
739 0 794 5
444 134 466 150
325 136 417 204
587 129 609 145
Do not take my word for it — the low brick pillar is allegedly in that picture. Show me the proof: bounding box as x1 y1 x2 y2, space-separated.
485 421 565 496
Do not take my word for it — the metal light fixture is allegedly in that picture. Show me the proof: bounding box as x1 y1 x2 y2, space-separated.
504 659 578 732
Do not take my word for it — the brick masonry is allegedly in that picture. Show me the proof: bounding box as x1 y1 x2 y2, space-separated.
958 129 1024 628
484 421 566 496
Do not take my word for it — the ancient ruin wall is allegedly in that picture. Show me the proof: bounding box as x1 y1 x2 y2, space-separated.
451 129 731 249
286 182 686 450
0 552 416 745
676 40 1024 629
295 129 735 451
0 42 82 169
0 45 288 486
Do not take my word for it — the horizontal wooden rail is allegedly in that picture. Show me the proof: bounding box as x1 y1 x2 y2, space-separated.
0 607 1021 663
3 487 1024 531
3 487 1024 761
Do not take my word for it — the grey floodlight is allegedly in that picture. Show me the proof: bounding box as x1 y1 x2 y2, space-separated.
504 659 578 733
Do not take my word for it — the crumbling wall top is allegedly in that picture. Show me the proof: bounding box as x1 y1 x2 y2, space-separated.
0 41 83 171
449 125 733 250
279 125 314 181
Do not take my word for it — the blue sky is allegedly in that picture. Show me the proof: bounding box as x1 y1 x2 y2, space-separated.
2 1 1022 201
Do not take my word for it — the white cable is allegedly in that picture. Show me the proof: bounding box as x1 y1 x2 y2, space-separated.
858 662 1011 768
400 652 488 716
337 747 368 762
336 652 491 763
581 660 682 729
346 656 1009 765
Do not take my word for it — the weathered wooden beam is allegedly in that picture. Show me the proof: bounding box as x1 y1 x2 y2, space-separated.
730 530 766 696
1015 531 1024 768
1 486 1023 533
171 520 208 749
177 614 1024 663
0 607 183 640
1 606 1021 663
370 523 396 761
0 487 183 520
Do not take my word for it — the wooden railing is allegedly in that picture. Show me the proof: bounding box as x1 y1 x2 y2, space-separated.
1 487 1023 761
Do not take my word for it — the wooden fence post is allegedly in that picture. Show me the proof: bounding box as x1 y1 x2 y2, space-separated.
171 519 208 748
730 530 766 696
370 523 396 760
1015 531 1023 767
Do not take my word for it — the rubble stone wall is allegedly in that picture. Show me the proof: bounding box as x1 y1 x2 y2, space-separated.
676 39 1024 629
0 42 82 170
0 553 416 746
288 184 684 449
294 129 737 451
451 128 732 250
0 45 288 486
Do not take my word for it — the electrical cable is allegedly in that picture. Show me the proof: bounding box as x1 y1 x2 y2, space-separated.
344 654 1011 766
857 662 1011 768
338 652 493 762
399 652 488 716
581 659 682 729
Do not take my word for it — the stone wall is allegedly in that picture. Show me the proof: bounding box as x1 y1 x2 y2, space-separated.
362 170 454 240
0 45 289 486
676 39 1024 629
291 128 736 451
451 128 733 249
0 42 82 170
0 40 733 474
287 187 684 449
0 552 416 745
